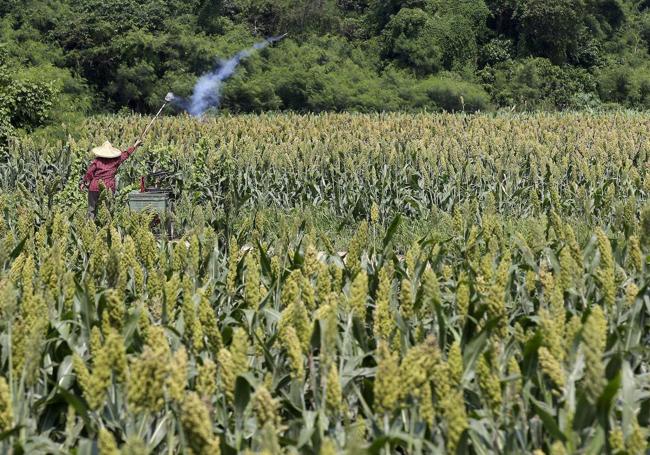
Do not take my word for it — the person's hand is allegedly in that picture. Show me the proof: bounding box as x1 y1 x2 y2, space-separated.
79 182 86 191
134 139 143 148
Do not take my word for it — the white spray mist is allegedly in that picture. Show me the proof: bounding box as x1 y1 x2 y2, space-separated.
172 35 287 117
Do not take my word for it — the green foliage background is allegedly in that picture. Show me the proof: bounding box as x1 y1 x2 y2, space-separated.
3 0 650 135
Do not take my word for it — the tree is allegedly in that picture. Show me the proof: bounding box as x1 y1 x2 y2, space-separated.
367 0 432 32
382 7 481 74
485 0 519 37
381 8 442 74
515 0 585 64
0 47 57 144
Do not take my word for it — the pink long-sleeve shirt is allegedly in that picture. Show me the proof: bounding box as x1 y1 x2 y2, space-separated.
83 147 135 192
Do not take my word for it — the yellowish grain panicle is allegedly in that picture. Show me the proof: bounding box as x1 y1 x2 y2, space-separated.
167 347 188 403
98 428 120 455
349 271 368 320
373 267 394 341
373 341 400 414
581 306 607 403
538 346 565 391
197 359 217 400
180 392 221 455
0 376 13 432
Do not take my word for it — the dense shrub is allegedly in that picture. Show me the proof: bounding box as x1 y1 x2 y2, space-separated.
381 8 443 74
479 38 513 67
481 57 597 110
416 75 492 111
0 47 58 144
597 64 650 109
515 0 585 64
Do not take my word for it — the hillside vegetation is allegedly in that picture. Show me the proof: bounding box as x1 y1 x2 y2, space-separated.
4 0 650 139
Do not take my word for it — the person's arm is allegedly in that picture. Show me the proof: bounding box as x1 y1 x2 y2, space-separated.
119 140 142 164
81 161 96 190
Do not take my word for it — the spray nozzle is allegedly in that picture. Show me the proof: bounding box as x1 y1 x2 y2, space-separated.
269 33 288 43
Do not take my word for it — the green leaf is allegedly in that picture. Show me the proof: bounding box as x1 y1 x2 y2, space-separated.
366 432 419 454
382 214 402 249
583 426 605 455
149 413 171 449
9 236 26 260
0 426 22 441
528 395 567 443
597 370 621 423
462 319 496 379
257 238 272 278
54 385 93 430
351 315 369 351
234 375 253 416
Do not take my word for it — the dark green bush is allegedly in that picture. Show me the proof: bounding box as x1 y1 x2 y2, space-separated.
381 8 443 74
515 0 585 64
483 57 596 109
0 47 58 144
596 64 650 108
416 75 492 111
479 38 513 67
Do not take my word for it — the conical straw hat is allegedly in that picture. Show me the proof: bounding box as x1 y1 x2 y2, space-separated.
91 141 121 158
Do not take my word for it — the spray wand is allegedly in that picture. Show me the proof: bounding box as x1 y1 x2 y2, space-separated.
133 92 175 148
135 92 175 192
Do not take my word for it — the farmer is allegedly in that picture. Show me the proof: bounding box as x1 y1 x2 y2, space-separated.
80 140 142 218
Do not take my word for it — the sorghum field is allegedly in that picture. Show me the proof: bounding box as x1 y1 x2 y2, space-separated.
0 113 648 454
